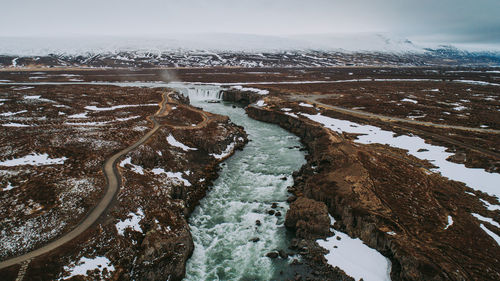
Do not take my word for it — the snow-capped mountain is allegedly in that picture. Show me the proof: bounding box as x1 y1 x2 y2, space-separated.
0 33 428 55
0 33 499 67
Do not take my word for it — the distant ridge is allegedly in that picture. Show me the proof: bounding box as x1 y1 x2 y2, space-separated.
0 34 499 67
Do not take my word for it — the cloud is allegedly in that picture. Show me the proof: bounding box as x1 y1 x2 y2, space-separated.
1 0 498 46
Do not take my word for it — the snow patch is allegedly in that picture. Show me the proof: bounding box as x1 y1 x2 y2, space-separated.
115 115 140 122
116 209 144 235
68 112 88 119
64 121 110 126
119 157 144 175
472 213 500 228
84 103 157 111
479 224 500 246
444 216 453 230
63 256 115 279
299 102 314 108
255 100 266 107
285 112 299 118
0 153 67 166
401 98 418 104
0 110 27 117
210 141 237 160
454 80 500 87
480 199 500 211
300 112 500 199
316 215 391 281
13 86 34 91
151 168 191 186
2 122 31 127
24 95 41 99
3 182 16 191
231 85 269 95
453 105 467 111
166 134 197 151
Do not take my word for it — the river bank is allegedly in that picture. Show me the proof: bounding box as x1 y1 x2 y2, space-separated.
238 89 500 280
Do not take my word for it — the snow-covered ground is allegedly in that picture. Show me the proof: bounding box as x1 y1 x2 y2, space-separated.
68 112 88 119
300 112 500 200
119 157 144 175
472 213 500 228
64 121 111 126
444 216 454 230
116 209 144 236
166 134 197 151
478 225 500 246
151 168 191 186
316 215 391 281
481 199 500 211
1 122 31 127
401 98 418 104
230 85 269 95
63 256 115 280
255 100 267 107
472 213 500 245
64 115 141 126
299 102 314 108
0 153 67 166
0 110 27 117
84 104 157 111
210 137 240 160
2 182 16 191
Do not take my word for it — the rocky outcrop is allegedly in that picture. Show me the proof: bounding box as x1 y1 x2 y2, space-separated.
221 89 262 105
285 197 330 239
2 87 248 281
247 104 500 281
135 225 193 281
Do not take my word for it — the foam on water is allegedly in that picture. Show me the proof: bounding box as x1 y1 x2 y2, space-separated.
171 85 306 280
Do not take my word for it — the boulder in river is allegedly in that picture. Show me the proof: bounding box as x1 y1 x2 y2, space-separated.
266 251 279 259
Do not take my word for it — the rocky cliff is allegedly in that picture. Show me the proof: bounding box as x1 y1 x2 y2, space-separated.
246 103 500 281
0 89 248 281
221 89 263 105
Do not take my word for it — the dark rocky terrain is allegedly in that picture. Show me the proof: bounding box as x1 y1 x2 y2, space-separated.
1 66 499 280
240 93 500 281
0 84 246 280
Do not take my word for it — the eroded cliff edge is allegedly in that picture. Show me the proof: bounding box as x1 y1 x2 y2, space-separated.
240 93 500 281
0 88 247 281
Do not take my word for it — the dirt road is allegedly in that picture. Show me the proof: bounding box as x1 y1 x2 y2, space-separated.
293 94 500 134
0 90 213 271
291 94 500 159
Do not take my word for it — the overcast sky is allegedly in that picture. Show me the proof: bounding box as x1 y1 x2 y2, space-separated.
1 0 499 45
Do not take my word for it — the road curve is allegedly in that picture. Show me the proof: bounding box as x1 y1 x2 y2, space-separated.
0 92 171 270
294 94 500 134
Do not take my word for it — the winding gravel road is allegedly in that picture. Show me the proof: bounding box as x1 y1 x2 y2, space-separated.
0 91 214 271
293 94 500 134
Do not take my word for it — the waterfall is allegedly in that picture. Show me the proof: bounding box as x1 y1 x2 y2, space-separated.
169 83 223 101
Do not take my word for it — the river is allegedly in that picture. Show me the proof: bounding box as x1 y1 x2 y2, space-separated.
171 84 307 280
